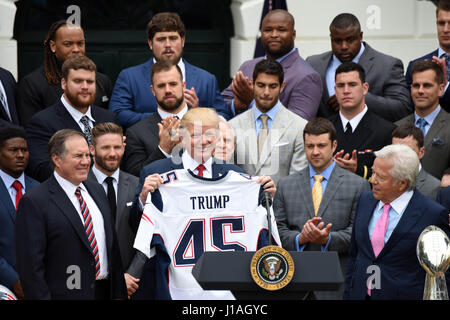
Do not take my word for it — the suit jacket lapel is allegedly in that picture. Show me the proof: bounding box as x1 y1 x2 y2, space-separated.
238 110 258 173
316 166 343 217
424 109 446 150
297 168 316 219
56 101 83 131
318 52 333 103
0 178 16 222
346 112 373 151
358 42 375 75
116 171 130 230
49 176 93 253
361 194 379 259
377 191 423 259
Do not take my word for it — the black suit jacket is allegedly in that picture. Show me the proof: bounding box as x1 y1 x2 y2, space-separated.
329 110 396 179
15 175 127 300
0 67 20 127
17 66 112 126
123 112 165 177
25 100 118 182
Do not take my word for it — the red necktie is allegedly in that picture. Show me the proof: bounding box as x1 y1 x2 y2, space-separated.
196 164 206 177
12 181 22 210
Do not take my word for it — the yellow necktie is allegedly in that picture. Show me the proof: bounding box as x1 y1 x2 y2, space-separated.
312 174 324 216
258 115 269 156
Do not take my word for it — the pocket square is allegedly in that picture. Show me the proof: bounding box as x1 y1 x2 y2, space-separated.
432 137 445 146
126 201 133 207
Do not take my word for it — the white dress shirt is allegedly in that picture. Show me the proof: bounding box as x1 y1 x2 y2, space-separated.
339 105 368 133
54 171 109 279
92 166 120 200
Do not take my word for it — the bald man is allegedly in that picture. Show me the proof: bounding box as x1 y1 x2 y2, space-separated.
221 9 322 120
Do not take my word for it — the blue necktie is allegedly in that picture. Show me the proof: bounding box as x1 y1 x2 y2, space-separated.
416 118 428 137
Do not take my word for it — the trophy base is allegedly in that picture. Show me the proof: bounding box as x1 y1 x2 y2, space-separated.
423 274 449 300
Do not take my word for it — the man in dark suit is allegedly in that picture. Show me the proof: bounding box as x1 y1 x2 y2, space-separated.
17 20 112 126
87 122 140 298
274 118 370 300
109 12 231 129
15 129 127 300
306 13 411 122
221 9 322 120
123 61 186 177
391 125 441 200
25 55 118 182
344 144 450 300
0 128 39 299
0 68 20 128
127 107 275 299
405 0 450 112
436 186 450 224
396 60 450 179
329 62 395 180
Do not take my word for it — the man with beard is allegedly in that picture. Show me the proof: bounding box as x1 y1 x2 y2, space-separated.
87 122 140 299
221 9 322 120
123 61 186 177
25 55 118 182
306 13 411 122
17 20 113 126
229 59 307 185
110 12 231 129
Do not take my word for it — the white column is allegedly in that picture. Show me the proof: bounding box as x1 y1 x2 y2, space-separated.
0 0 17 79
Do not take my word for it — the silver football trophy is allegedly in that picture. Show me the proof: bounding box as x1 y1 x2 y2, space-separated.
416 225 450 300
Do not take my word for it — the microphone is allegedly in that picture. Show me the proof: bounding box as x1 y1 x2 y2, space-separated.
261 191 273 246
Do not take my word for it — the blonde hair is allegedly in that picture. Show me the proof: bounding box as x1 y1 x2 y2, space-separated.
180 107 220 129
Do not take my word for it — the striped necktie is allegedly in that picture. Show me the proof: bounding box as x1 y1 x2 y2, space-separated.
75 187 100 279
312 174 324 216
416 118 428 137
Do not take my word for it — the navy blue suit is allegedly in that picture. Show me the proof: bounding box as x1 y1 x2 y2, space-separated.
0 68 20 128
437 186 450 215
109 59 232 129
405 50 450 113
344 190 450 300
0 175 39 289
15 175 127 300
25 100 118 182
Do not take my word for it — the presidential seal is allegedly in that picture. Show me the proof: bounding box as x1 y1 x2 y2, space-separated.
250 245 294 291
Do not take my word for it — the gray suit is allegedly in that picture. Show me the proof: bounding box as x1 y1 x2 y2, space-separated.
273 164 370 299
396 108 450 179
417 169 441 200
88 169 139 271
228 104 307 185
306 42 412 122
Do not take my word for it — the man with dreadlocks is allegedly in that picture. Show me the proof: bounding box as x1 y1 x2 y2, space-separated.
16 20 113 126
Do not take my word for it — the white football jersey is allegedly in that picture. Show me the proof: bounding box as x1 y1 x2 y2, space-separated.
134 169 281 300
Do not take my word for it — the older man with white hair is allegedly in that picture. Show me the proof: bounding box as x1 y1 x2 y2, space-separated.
344 144 450 300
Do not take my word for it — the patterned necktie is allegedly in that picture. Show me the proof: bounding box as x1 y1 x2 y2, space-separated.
75 187 100 279
445 54 450 81
12 180 23 210
104 177 117 224
416 118 428 137
80 116 92 145
196 164 205 177
258 115 269 156
312 174 324 216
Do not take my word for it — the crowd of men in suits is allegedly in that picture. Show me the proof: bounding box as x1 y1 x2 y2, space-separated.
1 2 450 300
